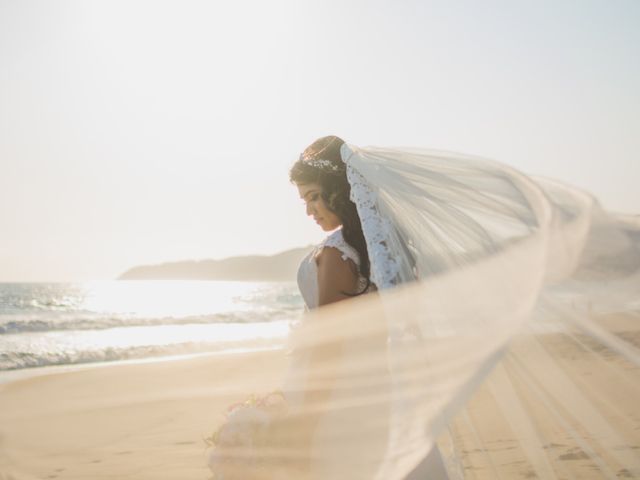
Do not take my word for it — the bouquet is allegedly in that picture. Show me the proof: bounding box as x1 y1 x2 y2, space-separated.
206 390 289 480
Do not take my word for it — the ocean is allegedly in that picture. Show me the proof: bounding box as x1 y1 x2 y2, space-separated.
0 280 302 374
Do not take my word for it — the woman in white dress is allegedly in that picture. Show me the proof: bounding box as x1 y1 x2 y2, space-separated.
279 134 640 479
285 135 449 479
209 135 639 479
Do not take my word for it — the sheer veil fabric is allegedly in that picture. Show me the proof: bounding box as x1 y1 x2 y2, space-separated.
269 144 639 479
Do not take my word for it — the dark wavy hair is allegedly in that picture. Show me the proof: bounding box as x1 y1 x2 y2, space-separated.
289 135 371 296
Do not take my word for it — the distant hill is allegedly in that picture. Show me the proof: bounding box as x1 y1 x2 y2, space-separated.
118 246 314 281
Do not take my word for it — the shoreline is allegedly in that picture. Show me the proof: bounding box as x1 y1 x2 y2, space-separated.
0 346 282 389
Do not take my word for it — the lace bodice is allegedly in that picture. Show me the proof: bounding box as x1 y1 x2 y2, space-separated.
296 228 370 309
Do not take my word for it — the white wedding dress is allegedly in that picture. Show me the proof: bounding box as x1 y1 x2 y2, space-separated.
282 228 382 479
283 227 450 479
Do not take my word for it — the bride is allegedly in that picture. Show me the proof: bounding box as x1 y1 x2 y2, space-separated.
287 135 449 479
209 135 640 479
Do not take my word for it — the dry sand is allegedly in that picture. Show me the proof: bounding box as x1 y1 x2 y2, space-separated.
0 314 638 479
0 350 289 480
446 314 640 479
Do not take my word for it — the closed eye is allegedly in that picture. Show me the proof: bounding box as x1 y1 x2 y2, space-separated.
301 192 320 205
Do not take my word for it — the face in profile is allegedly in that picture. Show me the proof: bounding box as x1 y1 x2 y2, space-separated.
297 182 342 232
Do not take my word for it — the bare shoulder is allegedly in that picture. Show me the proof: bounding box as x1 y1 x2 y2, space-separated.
315 246 360 305
315 246 358 273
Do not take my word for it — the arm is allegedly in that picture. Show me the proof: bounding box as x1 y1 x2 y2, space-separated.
316 246 361 306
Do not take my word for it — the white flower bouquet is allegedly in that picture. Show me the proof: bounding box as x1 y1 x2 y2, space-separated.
206 390 289 480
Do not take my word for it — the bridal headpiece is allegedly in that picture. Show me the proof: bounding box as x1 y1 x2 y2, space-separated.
299 154 344 173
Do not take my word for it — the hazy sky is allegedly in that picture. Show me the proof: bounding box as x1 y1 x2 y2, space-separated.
1 0 639 281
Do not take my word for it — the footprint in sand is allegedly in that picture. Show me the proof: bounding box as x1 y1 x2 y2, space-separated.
45 468 65 479
558 450 589 460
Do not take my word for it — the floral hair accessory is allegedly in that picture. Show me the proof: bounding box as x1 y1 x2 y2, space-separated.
300 154 343 173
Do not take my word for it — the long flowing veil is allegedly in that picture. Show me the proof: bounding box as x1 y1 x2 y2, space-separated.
267 144 639 479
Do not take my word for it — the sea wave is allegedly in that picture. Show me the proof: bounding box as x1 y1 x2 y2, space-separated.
0 309 300 335
0 337 285 371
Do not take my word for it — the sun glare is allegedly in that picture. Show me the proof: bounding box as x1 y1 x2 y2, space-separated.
81 280 263 318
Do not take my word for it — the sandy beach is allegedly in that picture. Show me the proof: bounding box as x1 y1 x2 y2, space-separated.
0 350 290 480
0 314 638 480
446 314 640 479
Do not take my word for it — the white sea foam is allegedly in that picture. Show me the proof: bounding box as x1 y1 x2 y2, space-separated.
0 321 289 370
0 310 293 334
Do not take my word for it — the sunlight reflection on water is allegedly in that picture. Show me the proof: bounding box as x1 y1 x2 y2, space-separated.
81 280 273 317
0 280 301 371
